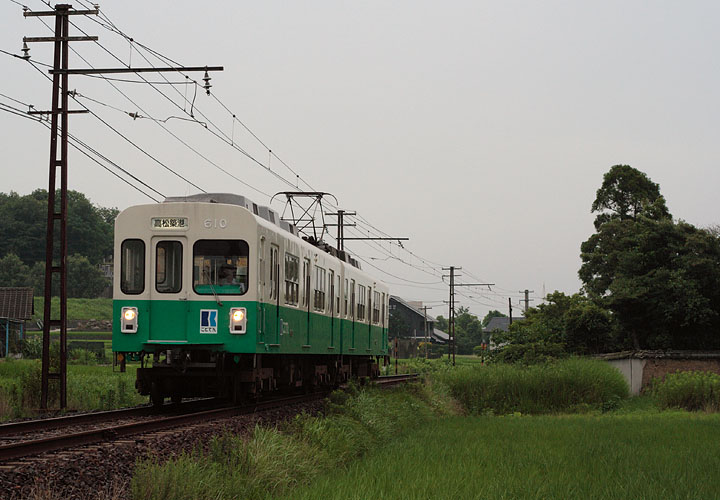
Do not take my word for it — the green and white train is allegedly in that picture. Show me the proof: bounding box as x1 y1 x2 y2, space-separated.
112 193 389 405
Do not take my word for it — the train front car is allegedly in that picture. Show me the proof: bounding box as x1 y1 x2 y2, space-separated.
112 194 389 405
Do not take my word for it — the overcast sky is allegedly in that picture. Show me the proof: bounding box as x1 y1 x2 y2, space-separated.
1 1 719 320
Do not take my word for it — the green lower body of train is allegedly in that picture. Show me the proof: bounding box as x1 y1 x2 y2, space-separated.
112 300 389 404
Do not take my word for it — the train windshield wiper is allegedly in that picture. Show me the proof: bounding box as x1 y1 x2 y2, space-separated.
203 269 223 307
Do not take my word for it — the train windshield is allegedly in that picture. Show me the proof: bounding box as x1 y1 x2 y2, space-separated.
121 239 145 294
193 240 249 295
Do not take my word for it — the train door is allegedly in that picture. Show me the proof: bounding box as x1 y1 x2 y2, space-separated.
149 237 187 342
303 258 311 346
258 237 265 343
329 269 335 348
270 244 280 344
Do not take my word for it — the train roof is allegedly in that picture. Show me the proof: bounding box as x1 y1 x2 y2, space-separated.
162 193 362 270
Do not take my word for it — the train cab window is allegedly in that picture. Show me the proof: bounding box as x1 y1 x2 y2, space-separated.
121 239 145 295
156 241 182 293
285 253 299 305
193 240 249 295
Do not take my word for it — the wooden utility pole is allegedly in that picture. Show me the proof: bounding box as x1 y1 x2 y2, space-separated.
24 3 222 409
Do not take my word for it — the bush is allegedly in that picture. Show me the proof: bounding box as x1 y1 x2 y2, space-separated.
21 336 43 359
652 370 720 411
436 358 629 415
491 341 568 365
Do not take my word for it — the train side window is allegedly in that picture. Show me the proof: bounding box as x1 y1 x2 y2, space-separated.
193 239 249 295
156 241 182 293
357 284 366 321
284 253 299 305
328 269 335 314
314 266 326 311
121 239 145 295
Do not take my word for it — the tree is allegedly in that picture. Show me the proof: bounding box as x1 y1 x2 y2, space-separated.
580 166 720 350
0 189 115 265
564 301 614 354
0 253 31 287
482 310 506 328
591 165 670 229
29 254 109 298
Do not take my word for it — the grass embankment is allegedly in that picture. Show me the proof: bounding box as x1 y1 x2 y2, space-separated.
287 411 720 500
31 297 113 321
0 359 144 420
438 357 629 414
131 383 456 500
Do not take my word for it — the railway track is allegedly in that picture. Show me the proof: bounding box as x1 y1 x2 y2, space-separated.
0 374 418 463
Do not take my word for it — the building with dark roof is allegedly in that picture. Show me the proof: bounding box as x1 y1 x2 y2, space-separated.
0 287 33 357
389 295 448 358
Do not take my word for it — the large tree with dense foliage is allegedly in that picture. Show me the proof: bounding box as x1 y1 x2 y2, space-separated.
580 166 720 349
590 164 670 229
0 189 115 265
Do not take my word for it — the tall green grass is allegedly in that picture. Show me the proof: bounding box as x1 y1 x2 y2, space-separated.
0 359 144 419
32 297 113 321
437 357 629 414
652 370 720 411
131 383 455 500
285 412 720 500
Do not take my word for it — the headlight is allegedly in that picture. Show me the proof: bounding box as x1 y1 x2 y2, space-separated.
229 307 247 334
121 306 138 333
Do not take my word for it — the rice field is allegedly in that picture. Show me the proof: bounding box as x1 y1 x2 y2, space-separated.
284 410 720 499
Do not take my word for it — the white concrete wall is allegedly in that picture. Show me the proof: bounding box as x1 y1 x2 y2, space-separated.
606 358 646 395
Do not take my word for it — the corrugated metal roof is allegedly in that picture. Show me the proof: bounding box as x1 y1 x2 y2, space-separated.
0 287 34 320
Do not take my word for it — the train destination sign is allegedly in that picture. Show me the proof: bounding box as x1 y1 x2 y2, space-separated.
151 217 189 229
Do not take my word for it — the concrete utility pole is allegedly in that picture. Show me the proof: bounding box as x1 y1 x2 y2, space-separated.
25 4 222 409
419 305 432 359
442 266 458 365
509 298 513 325
519 289 534 314
442 267 493 367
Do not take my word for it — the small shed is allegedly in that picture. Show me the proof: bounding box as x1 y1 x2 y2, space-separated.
597 350 720 395
0 287 34 357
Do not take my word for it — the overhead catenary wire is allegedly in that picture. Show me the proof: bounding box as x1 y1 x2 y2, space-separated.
17 2 515 301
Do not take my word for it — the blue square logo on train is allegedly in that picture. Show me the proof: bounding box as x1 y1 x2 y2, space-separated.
200 309 218 334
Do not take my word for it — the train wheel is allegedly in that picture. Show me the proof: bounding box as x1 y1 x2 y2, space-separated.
150 382 164 407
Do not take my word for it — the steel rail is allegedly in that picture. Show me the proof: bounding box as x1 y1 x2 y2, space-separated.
0 399 219 437
0 393 324 462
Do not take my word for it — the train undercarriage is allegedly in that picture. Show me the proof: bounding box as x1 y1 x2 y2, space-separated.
126 349 385 406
